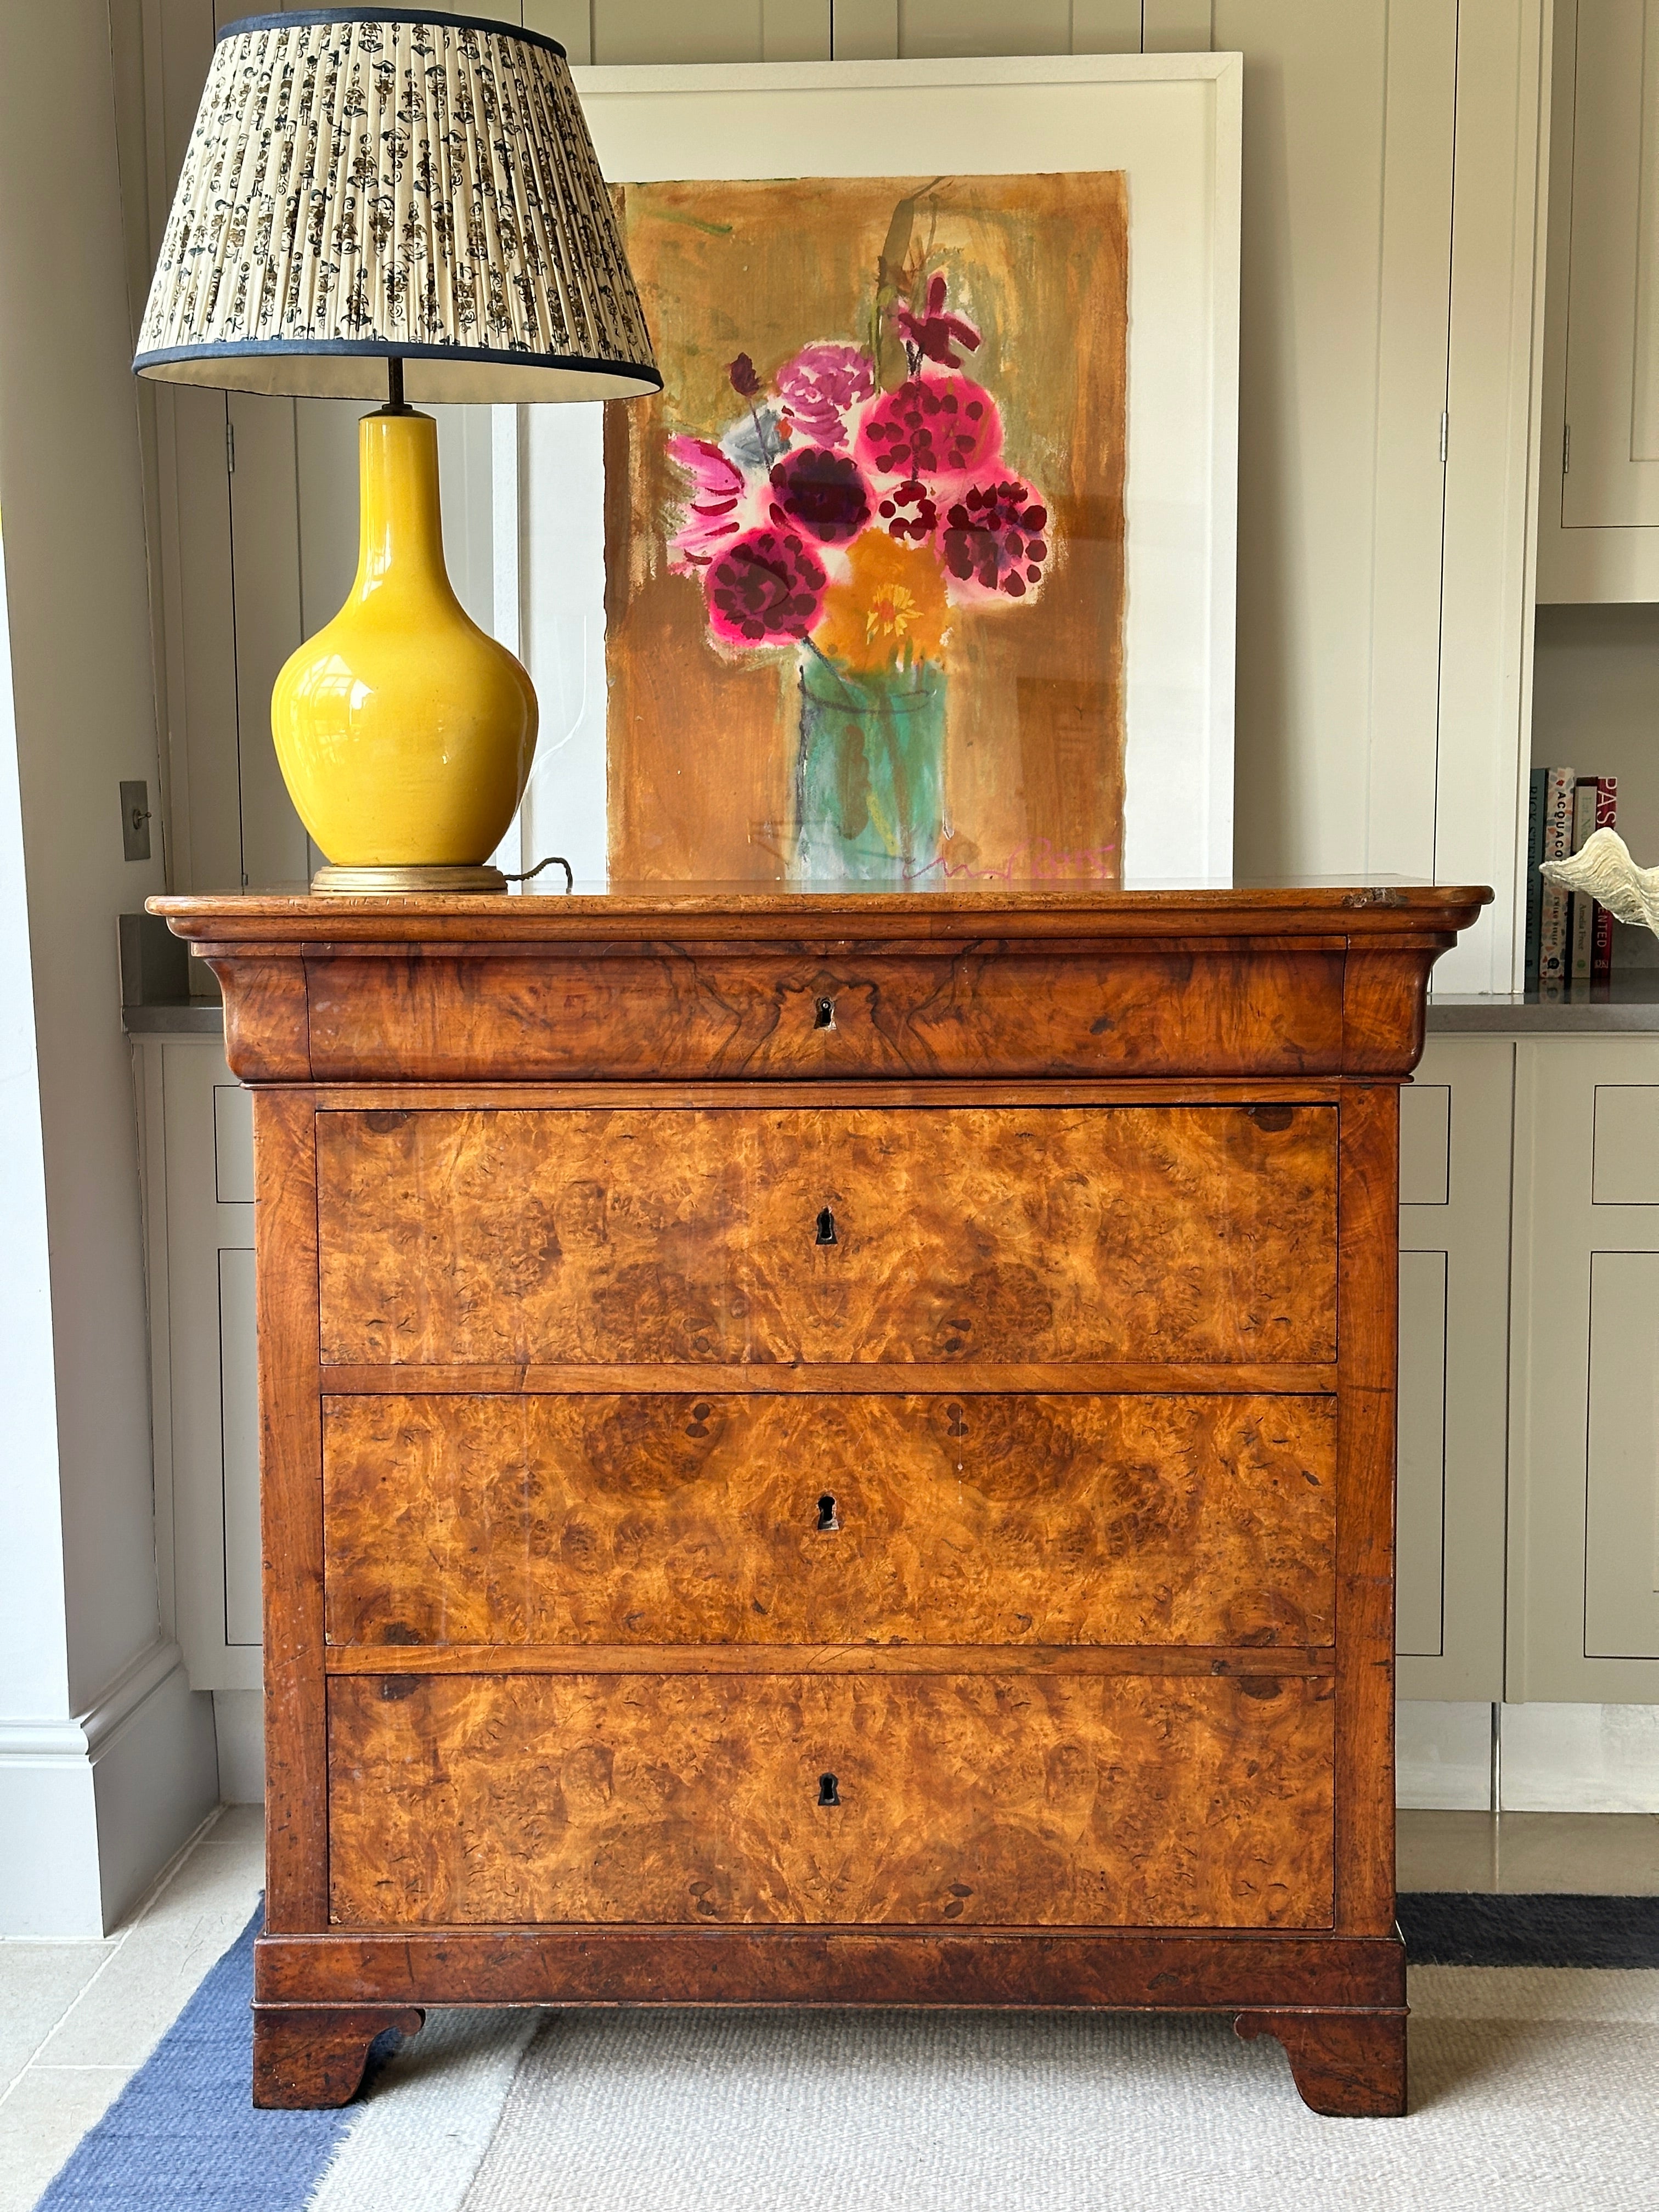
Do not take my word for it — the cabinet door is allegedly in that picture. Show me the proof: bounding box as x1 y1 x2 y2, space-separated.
1396 1038 1513 1700
1509 1038 1659 1699
1539 0 1659 596
140 1039 261 1691
1560 0 1659 532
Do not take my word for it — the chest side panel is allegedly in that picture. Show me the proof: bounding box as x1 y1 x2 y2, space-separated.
326 1670 1334 1931
322 1391 1337 1650
315 1104 1338 1368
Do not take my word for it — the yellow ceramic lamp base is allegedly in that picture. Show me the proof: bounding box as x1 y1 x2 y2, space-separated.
272 409 537 891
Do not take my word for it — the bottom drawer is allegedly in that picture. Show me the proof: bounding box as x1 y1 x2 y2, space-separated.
327 1671 1334 1931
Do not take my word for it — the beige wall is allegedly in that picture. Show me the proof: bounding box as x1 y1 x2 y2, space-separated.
0 0 217 1932
0 0 166 1706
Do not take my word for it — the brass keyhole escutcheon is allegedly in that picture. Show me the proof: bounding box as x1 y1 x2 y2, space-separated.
817 1772 840 1807
816 1493 839 1531
815 1206 837 1245
814 996 835 1029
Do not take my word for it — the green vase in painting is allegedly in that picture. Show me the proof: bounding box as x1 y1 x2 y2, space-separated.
793 650 946 883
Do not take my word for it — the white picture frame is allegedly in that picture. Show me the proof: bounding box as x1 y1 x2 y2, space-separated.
519 54 1241 888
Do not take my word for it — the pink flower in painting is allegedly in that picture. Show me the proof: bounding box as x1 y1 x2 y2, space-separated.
873 477 938 546
892 273 981 369
666 435 748 570
940 476 1050 600
768 448 871 545
775 342 876 449
705 526 827 644
855 372 1002 482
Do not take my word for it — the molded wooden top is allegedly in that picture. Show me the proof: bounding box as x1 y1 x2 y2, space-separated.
152 881 1492 946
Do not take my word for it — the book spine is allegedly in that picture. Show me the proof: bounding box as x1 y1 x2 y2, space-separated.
1538 766 1576 990
1570 779 1598 981
1592 776 1618 983
1523 765 1547 984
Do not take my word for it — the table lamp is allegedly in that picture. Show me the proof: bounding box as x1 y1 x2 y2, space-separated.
134 8 659 893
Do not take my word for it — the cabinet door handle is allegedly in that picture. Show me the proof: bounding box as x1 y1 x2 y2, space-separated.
815 1206 837 1245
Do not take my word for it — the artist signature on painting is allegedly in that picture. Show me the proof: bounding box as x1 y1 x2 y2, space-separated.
904 840 1120 884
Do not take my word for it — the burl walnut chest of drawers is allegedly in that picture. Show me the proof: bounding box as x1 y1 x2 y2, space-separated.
156 883 1487 2116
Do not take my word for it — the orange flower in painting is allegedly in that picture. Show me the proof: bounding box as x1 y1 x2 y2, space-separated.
813 529 949 672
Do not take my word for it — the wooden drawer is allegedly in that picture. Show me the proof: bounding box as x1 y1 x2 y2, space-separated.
317 1105 1337 1368
326 1671 1334 1929
323 1393 1337 1650
300 944 1351 1082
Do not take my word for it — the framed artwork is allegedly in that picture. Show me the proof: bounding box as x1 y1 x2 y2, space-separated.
521 55 1240 888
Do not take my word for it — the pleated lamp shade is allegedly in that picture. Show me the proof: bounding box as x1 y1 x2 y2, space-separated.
134 7 659 404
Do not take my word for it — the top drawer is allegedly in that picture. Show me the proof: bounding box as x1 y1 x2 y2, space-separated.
300 945 1350 1082
317 1104 1336 1369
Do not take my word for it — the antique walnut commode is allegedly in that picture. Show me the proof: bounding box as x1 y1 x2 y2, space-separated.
155 883 1488 2117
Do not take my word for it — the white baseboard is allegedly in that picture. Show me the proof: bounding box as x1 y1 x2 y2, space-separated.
0 1640 219 1937
1499 1703 1659 1812
212 1689 264 1804
1397 1700 1495 1809
1397 1701 1659 1814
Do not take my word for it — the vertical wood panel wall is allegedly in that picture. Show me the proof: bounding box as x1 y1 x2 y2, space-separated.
129 0 1545 984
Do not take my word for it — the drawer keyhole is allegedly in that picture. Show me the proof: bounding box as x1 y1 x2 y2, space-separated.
817 1772 840 1807
816 1493 839 1532
814 996 835 1029
815 1206 837 1246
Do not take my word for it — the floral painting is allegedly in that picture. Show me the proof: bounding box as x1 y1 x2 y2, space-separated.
603 173 1127 884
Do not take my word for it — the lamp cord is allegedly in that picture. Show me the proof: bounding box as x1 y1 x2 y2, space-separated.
501 855 574 893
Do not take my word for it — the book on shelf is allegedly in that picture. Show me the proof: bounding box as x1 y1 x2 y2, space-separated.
1523 765 1546 984
1588 776 1618 983
1537 765 1576 989
1570 778 1598 981
1530 766 1617 990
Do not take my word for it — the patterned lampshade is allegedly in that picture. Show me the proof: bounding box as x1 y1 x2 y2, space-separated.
134 7 659 404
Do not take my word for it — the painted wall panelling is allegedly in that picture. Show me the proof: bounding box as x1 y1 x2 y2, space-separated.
138 1038 259 1695
142 1 1546 966
136 0 519 895
1396 1040 1515 1702
1508 1036 1659 1700
1537 0 1659 598
1417 0 1551 995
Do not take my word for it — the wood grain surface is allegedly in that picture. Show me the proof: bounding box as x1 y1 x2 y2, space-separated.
315 1361 1341 1396
1334 1086 1400 1934
321 1392 1337 1650
323 1645 1334 1679
301 946 1347 1083
1235 2007 1408 2118
316 1105 1338 1369
252 2005 424 2109
152 882 1493 941
326 1671 1334 1930
253 1091 328 1931
151 885 1492 2098
256 1924 1406 2013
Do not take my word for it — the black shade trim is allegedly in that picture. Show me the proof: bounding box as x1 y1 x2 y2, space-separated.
134 337 659 387
1398 1892 1659 1969
218 8 567 61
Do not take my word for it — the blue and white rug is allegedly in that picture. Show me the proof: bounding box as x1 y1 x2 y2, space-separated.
33 1900 1659 2212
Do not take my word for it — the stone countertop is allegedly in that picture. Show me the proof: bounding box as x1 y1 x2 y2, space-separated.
1426 974 1659 1032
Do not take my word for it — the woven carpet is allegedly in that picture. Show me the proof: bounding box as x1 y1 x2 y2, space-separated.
31 1899 1659 2212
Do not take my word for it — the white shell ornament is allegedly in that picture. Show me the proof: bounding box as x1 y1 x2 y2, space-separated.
1538 827 1659 940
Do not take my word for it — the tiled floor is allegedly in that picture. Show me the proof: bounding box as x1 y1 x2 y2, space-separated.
0 1807 1654 2210
0 1805 265 2212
